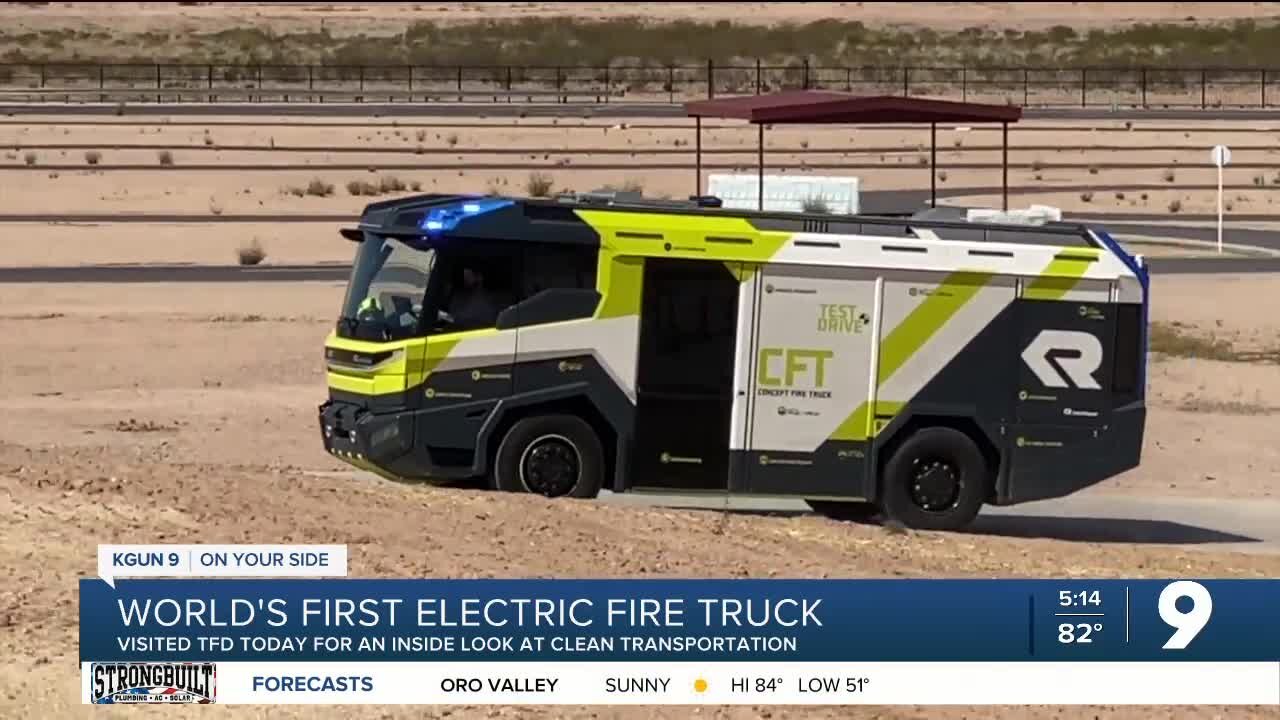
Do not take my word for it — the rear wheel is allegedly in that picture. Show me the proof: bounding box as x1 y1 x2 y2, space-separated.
879 427 988 531
805 500 880 523
492 414 604 499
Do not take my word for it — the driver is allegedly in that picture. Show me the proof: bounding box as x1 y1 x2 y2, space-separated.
446 266 501 329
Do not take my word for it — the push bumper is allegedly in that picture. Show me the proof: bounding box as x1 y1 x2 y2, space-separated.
317 400 417 471
317 399 479 481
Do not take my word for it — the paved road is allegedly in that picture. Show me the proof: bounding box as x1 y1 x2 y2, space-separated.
7 102 1280 120
598 490 1280 556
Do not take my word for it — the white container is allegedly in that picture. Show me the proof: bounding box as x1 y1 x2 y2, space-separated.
707 174 861 214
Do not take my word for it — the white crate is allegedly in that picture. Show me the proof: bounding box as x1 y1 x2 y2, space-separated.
707 174 860 214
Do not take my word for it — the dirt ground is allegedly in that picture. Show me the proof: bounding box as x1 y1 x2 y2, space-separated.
4 115 1280 224
1 274 1279 717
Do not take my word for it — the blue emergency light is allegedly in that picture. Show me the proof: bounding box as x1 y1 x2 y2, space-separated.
420 197 513 236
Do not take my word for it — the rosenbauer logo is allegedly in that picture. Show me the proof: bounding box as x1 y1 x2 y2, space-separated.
90 662 216 704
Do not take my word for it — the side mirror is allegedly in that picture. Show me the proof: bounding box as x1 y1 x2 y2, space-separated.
495 288 601 330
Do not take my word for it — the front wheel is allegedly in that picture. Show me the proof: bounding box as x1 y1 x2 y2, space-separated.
878 427 989 531
491 414 604 499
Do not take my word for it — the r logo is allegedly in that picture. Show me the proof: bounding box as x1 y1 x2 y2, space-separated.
1021 330 1103 390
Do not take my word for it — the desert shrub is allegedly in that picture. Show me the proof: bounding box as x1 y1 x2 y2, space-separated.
378 175 407 194
23 151 36 166
1168 198 1182 213
236 238 266 266
157 150 174 165
346 179 377 196
84 150 101 165
526 171 554 197
306 178 335 197
801 196 830 213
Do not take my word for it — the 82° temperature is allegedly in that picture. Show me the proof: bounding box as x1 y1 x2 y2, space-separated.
1058 622 1103 644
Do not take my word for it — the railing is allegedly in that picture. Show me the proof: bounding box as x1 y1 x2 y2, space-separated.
2 61 1280 108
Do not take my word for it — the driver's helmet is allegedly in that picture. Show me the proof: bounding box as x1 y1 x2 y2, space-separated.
357 295 381 316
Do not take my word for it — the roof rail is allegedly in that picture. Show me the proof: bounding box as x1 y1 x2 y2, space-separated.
553 188 723 210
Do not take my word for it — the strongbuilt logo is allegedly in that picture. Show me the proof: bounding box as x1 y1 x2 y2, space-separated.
90 662 216 704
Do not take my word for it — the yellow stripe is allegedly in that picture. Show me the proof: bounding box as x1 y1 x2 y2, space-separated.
829 271 993 442
1023 249 1101 301
877 271 994 385
576 210 793 319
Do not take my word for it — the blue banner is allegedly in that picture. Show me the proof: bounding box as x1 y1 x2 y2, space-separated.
79 579 1279 663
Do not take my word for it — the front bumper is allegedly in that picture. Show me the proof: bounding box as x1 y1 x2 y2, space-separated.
317 399 478 481
318 400 417 470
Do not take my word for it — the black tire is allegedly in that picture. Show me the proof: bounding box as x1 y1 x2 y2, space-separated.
805 500 880 524
879 427 988 531
492 414 604 499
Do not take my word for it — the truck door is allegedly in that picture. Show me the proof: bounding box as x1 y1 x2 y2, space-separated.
746 264 880 496
630 258 741 491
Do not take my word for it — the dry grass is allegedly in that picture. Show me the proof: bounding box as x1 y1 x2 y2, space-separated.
801 196 831 213
7 16 1280 69
305 178 335 197
603 178 646 194
235 238 266 266
346 175 409 197
1175 397 1278 415
1149 321 1239 361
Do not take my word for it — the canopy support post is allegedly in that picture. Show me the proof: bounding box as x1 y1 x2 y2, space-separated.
695 115 702 197
1002 121 1009 211
930 121 937 208
757 122 764 211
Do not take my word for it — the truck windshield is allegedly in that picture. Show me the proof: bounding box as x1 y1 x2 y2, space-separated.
337 233 437 342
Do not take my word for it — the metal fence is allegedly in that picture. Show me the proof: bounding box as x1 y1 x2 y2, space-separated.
3 61 1280 108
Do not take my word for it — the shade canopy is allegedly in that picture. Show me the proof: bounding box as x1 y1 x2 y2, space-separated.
684 90 1022 125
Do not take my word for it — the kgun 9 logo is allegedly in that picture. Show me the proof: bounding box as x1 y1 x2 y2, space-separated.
1158 581 1213 650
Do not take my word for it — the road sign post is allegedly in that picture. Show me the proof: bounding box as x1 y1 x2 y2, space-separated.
1211 144 1231 254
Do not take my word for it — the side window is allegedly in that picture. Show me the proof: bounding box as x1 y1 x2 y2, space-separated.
432 242 521 334
519 243 598 297
496 244 601 329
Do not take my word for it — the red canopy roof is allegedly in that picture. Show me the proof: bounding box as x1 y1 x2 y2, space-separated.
684 90 1021 125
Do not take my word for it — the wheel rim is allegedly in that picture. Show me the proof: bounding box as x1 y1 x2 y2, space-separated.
518 434 580 497
909 455 963 512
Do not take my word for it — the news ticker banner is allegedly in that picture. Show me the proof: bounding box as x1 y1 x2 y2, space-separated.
80 572 1280 705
